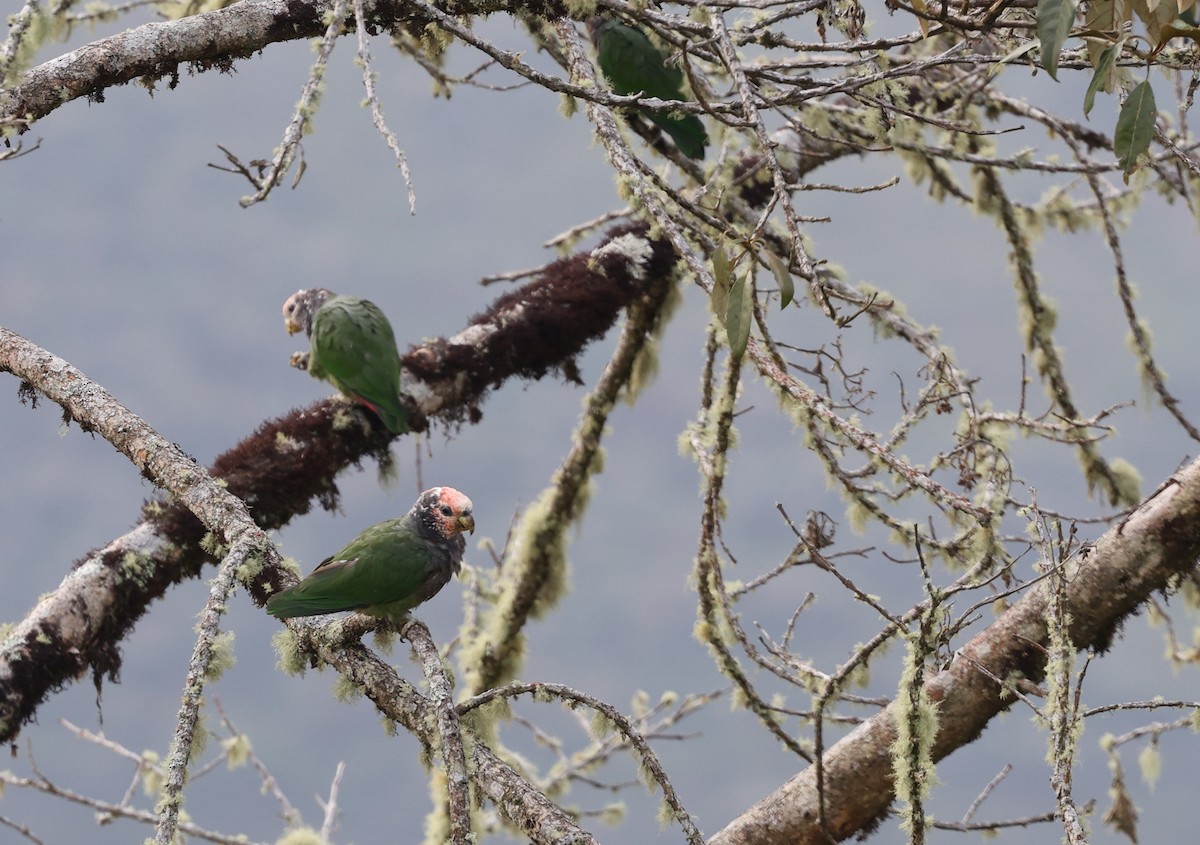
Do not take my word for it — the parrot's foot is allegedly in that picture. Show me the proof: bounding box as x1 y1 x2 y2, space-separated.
396 615 418 641
289 351 310 371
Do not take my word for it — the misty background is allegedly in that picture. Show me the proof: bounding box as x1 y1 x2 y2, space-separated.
3 10 1199 844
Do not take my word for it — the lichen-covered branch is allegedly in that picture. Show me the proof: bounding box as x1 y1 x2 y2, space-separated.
461 229 680 696
288 622 600 844
154 539 250 845
0 224 671 745
0 327 282 744
709 457 1200 845
406 620 472 845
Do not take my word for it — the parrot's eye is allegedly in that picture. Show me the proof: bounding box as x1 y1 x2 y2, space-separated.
440 505 453 517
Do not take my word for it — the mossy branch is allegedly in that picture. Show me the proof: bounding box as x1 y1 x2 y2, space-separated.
709 459 1200 844
462 233 678 696
0 223 669 747
284 617 600 844
405 619 472 845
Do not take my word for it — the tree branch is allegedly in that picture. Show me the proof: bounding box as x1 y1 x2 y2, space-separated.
0 224 674 746
708 460 1200 844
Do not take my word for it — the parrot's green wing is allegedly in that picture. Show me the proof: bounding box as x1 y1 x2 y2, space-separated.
593 19 708 160
266 517 430 619
307 295 408 434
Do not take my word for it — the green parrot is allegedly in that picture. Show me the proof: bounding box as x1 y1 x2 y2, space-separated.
282 288 408 434
267 487 475 621
588 17 709 160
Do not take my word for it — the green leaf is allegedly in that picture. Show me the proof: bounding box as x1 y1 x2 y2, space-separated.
1114 80 1156 179
711 246 733 319
1037 0 1078 80
725 273 753 360
763 249 795 310
1083 43 1118 117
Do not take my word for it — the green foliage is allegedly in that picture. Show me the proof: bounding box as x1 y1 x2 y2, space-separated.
725 273 753 360
1115 80 1156 179
763 248 794 310
710 245 733 318
1083 43 1118 117
1036 0 1077 80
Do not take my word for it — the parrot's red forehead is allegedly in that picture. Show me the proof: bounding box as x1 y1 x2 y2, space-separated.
432 486 473 513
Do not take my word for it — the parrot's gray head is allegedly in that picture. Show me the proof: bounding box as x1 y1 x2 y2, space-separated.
282 288 336 336
416 487 475 541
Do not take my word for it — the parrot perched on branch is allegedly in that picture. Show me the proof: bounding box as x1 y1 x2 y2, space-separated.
588 17 709 160
282 288 409 434
266 487 475 621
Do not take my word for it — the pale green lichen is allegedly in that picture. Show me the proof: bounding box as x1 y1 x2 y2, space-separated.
235 553 267 584
189 715 210 762
139 750 163 795
199 532 228 559
274 431 302 452
274 827 328 845
330 406 356 431
421 770 451 845
222 733 252 769
333 675 363 703
1101 457 1142 507
116 550 157 588
559 92 579 120
588 711 616 741
890 628 940 834
1138 741 1161 789
597 801 626 826
271 629 309 676
203 630 236 682
371 626 396 654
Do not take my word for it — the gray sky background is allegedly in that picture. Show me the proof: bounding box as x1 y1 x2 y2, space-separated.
3 9 1200 844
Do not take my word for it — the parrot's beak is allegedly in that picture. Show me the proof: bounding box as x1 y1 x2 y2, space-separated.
284 317 303 335
458 514 476 535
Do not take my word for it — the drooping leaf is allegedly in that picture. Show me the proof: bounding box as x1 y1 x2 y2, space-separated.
711 246 733 319
1114 80 1156 179
1132 0 1179 43
1083 43 1119 117
725 273 753 360
763 249 795 310
1152 21 1200 53
910 0 931 37
1037 0 1079 80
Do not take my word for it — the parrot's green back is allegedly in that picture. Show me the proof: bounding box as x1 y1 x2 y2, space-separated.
307 295 408 434
266 516 432 619
593 19 708 160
